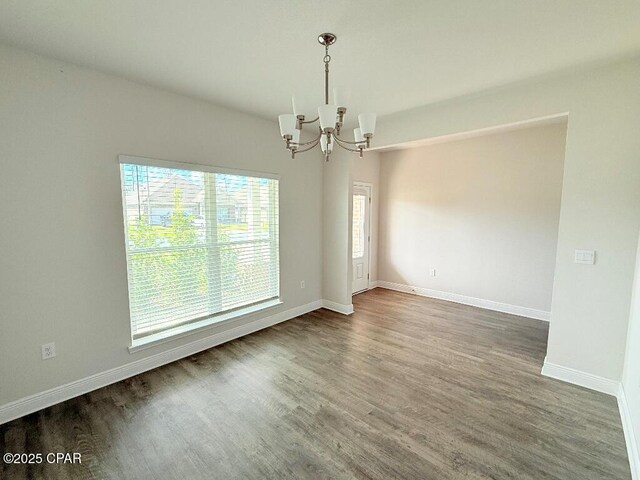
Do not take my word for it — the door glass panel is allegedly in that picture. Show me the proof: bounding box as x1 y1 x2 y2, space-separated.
352 193 366 259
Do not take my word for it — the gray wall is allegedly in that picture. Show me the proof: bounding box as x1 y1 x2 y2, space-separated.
0 45 323 405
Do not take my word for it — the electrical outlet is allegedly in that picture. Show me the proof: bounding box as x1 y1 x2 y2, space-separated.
41 342 56 360
300 280 305 289
430 269 437 277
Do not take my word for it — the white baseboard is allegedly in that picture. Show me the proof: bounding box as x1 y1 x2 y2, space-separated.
322 300 354 315
541 357 619 396
0 299 323 425
376 281 550 321
619 384 640 480
541 361 638 476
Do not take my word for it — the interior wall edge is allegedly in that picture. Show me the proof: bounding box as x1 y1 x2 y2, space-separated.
540 361 637 477
541 357 619 396
321 300 354 316
618 384 640 480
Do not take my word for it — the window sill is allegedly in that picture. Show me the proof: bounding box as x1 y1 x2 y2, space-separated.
128 298 283 354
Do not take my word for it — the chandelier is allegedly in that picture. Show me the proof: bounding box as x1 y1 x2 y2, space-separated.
278 33 377 161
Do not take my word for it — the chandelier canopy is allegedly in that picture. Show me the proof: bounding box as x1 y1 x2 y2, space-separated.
278 33 377 161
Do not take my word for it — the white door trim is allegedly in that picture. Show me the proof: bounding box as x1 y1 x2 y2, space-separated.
353 181 373 294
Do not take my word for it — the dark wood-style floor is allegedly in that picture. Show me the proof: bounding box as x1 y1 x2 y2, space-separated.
1 288 631 479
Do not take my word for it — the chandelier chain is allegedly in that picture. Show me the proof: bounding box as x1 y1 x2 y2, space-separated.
324 43 330 105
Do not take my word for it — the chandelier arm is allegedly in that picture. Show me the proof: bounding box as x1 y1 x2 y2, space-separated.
333 133 365 146
290 131 322 147
333 136 364 153
300 116 320 125
292 137 321 154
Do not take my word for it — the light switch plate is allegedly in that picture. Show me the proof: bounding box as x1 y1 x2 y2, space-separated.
574 249 595 265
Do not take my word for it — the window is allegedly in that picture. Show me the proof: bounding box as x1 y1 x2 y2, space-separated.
119 157 279 345
352 193 366 259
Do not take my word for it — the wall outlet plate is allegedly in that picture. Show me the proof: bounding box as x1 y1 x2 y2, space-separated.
430 269 437 277
300 280 305 289
41 342 56 360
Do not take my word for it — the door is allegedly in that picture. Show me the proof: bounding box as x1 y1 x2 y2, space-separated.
352 184 371 294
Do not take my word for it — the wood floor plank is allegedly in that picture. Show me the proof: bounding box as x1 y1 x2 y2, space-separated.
0 288 631 479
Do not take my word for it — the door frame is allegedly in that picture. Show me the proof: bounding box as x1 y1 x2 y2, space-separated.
352 181 373 294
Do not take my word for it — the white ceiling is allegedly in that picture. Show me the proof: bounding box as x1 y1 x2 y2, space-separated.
1 1 639 122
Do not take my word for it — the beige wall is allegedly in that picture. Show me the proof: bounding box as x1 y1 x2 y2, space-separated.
375 57 640 382
0 45 323 406
378 123 567 313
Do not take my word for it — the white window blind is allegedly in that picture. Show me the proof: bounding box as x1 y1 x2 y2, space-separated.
119 160 279 341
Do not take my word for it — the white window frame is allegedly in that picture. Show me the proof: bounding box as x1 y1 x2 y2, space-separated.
118 155 281 352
